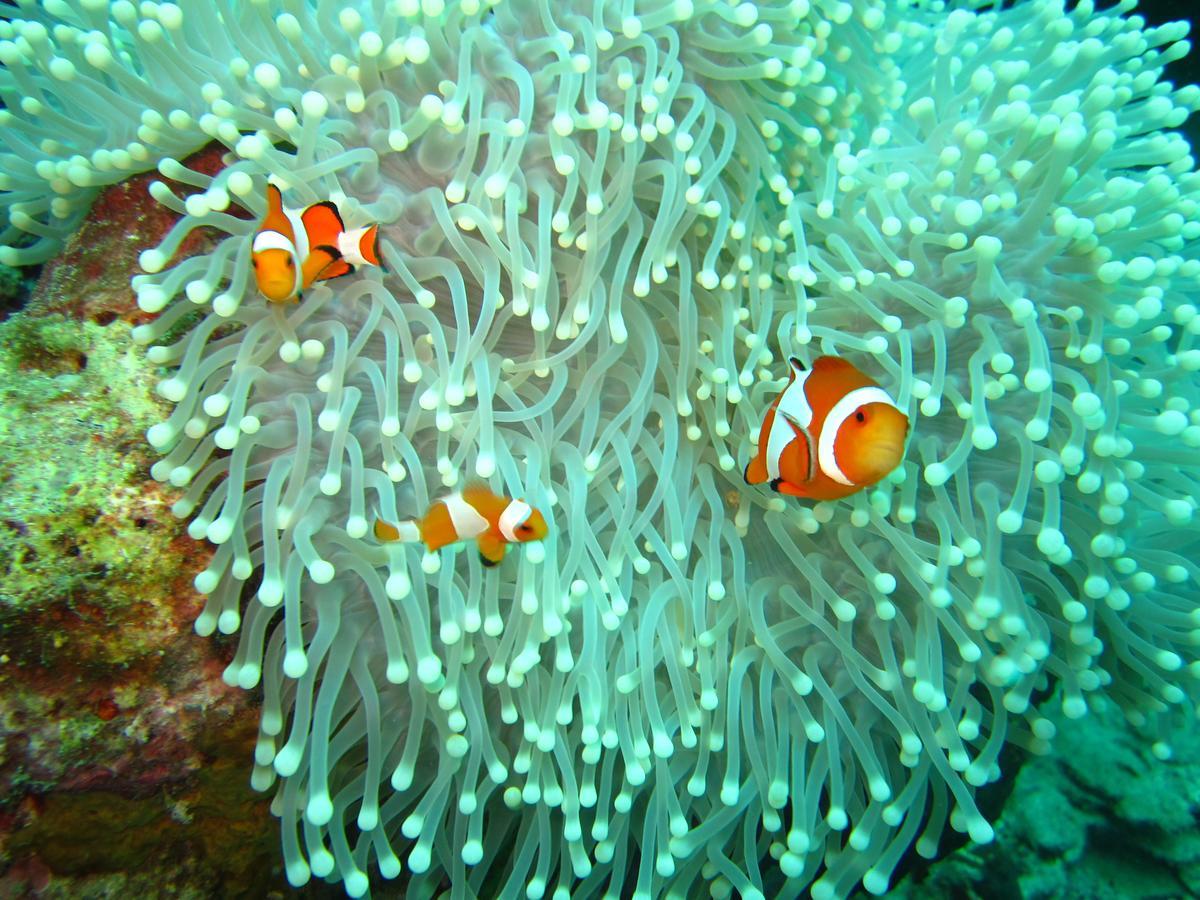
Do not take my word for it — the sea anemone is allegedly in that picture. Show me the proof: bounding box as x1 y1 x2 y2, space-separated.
3 0 1199 897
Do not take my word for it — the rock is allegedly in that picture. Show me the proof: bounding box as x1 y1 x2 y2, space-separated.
0 148 301 898
892 703 1200 900
27 143 230 327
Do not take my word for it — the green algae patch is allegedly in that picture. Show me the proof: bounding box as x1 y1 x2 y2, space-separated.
0 311 193 671
0 310 288 898
2 313 89 374
0 264 28 319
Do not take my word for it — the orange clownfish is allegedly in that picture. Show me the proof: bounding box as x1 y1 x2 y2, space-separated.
744 355 909 501
374 483 549 566
252 183 381 303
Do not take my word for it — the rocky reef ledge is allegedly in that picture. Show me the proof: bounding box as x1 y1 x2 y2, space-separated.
0 147 305 899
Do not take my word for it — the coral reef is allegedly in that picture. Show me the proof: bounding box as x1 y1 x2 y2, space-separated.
28 143 229 326
1 0 1199 898
0 165 282 898
893 703 1200 900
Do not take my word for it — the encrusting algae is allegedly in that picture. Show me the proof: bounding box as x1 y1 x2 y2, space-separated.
0 160 294 899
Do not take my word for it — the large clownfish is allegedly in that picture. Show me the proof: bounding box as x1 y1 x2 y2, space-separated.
252 183 381 303
374 483 549 566
744 355 909 501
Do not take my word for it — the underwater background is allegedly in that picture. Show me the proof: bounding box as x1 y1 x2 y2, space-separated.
2 0 1200 898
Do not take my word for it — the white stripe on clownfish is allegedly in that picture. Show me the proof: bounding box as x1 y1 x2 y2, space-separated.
283 203 310 263
817 386 904 486
443 492 490 539
766 358 813 481
251 229 295 255
389 520 421 542
498 500 533 542
337 226 373 267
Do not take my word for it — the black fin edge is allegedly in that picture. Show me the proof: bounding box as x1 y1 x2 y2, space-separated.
480 553 500 568
313 245 356 282
769 478 783 493
788 356 807 371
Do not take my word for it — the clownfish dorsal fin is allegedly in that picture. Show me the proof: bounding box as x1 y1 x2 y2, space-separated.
461 479 497 500
302 200 346 248
811 355 859 376
462 480 507 522
261 182 295 243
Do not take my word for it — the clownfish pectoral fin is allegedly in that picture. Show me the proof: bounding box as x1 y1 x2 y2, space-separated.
316 256 353 281
301 201 345 248
301 246 337 287
303 246 352 286
477 532 507 567
778 412 817 483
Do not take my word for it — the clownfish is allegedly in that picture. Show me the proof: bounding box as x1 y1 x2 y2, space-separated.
251 183 381 303
374 483 549 566
744 355 909 501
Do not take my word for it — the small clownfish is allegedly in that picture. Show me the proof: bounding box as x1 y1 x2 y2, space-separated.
374 483 549 566
252 183 381 303
744 355 909 501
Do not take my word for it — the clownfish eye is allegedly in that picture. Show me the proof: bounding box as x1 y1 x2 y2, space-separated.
855 410 866 423
517 523 532 534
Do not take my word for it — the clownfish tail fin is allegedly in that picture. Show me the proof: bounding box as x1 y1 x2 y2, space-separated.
360 224 381 267
743 454 769 485
374 518 421 543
